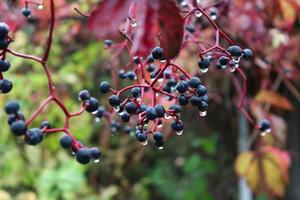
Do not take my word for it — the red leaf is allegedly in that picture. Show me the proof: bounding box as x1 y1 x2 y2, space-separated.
158 0 184 58
88 0 133 39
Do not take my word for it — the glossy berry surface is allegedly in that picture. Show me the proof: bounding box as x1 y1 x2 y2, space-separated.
10 120 27 136
99 81 110 93
76 148 92 164
85 97 99 112
0 60 10 72
171 120 184 132
260 119 271 132
108 95 120 107
78 90 90 101
60 135 73 148
25 128 43 145
22 8 32 17
151 47 164 60
4 101 20 114
228 45 242 57
0 79 13 93
0 22 9 39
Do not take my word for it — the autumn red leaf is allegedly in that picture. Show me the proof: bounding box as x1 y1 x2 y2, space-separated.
88 0 133 39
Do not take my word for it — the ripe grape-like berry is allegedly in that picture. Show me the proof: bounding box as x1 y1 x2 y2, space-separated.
167 79 177 88
126 71 136 80
188 77 201 88
78 89 90 101
198 101 208 111
198 57 210 70
154 104 165 118
201 95 209 104
99 81 110 94
22 8 31 17
147 64 155 72
176 81 188 93
0 79 13 93
109 95 120 107
104 39 112 47
90 147 101 160
259 119 271 132
178 94 189 106
219 56 229 66
146 55 154 64
0 22 9 39
133 56 140 64
85 97 99 112
4 100 20 114
131 87 141 98
25 128 43 145
111 120 121 132
171 120 184 132
153 132 163 141
0 38 9 50
121 112 130 122
135 130 147 142
60 134 73 149
125 102 138 114
196 85 207 96
0 59 10 72
190 95 202 106
7 112 25 125
118 69 127 79
151 47 164 60
10 120 27 136
169 104 182 113
146 107 157 120
242 48 253 60
228 45 242 57
76 148 92 164
138 104 147 114
95 106 105 118
40 120 51 129
124 126 132 134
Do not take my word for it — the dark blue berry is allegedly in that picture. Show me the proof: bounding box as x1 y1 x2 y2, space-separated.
138 104 147 114
133 56 140 64
190 96 201 106
178 94 189 106
155 104 165 118
0 79 13 93
90 147 101 160
176 81 188 93
0 38 9 50
242 48 253 60
85 97 99 113
196 85 207 96
40 121 51 129
259 119 271 132
219 56 229 66
118 69 127 79
111 121 121 132
146 107 157 120
76 148 92 164
125 102 138 114
198 57 210 70
151 47 164 60
136 131 147 142
167 79 177 88
228 45 242 57
22 8 31 17
171 120 184 132
131 87 141 98
201 95 209 104
121 112 130 122
0 60 10 72
147 55 154 63
104 39 112 47
10 120 27 136
198 101 208 111
126 71 136 80
0 23 9 39
147 64 155 72
25 128 43 145
188 77 201 88
4 100 20 114
108 95 120 107
124 126 132 134
169 104 182 113
153 132 163 141
78 89 90 101
99 81 110 94
95 106 105 118
60 134 73 149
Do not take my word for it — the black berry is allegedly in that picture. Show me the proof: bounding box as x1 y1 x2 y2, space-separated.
78 89 90 101
25 128 43 145
60 134 73 149
99 81 110 94
0 60 10 72
151 47 164 60
76 148 92 164
0 79 13 93
4 100 20 114
10 120 27 136
108 95 120 107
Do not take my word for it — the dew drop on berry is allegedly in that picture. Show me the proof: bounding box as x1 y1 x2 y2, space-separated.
141 140 148 146
157 123 163 128
261 128 271 136
180 0 188 7
92 110 98 115
229 66 236 72
94 159 100 163
95 117 101 123
164 113 171 120
160 59 167 63
113 106 121 112
158 146 164 150
195 10 203 18
232 57 241 63
200 68 209 73
176 130 183 136
71 151 76 155
199 111 207 117
196 0 201 5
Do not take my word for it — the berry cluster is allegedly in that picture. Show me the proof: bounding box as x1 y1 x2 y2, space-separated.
0 22 13 94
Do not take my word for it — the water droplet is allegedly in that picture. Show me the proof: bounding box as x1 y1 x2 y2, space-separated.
157 123 163 128
195 10 203 18
141 140 148 146
71 151 75 155
118 111 126 116
95 117 101 123
211 14 217 20
158 78 163 83
233 56 241 63
176 130 183 136
261 128 271 136
160 59 167 63
221 65 227 69
199 111 207 117
158 146 164 150
196 0 201 5
94 159 100 163
136 97 142 102
234 63 239 68
37 4 44 10
164 113 171 119
113 106 120 112
130 18 137 27
180 1 188 7
229 66 236 72
92 110 98 115
200 68 209 73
